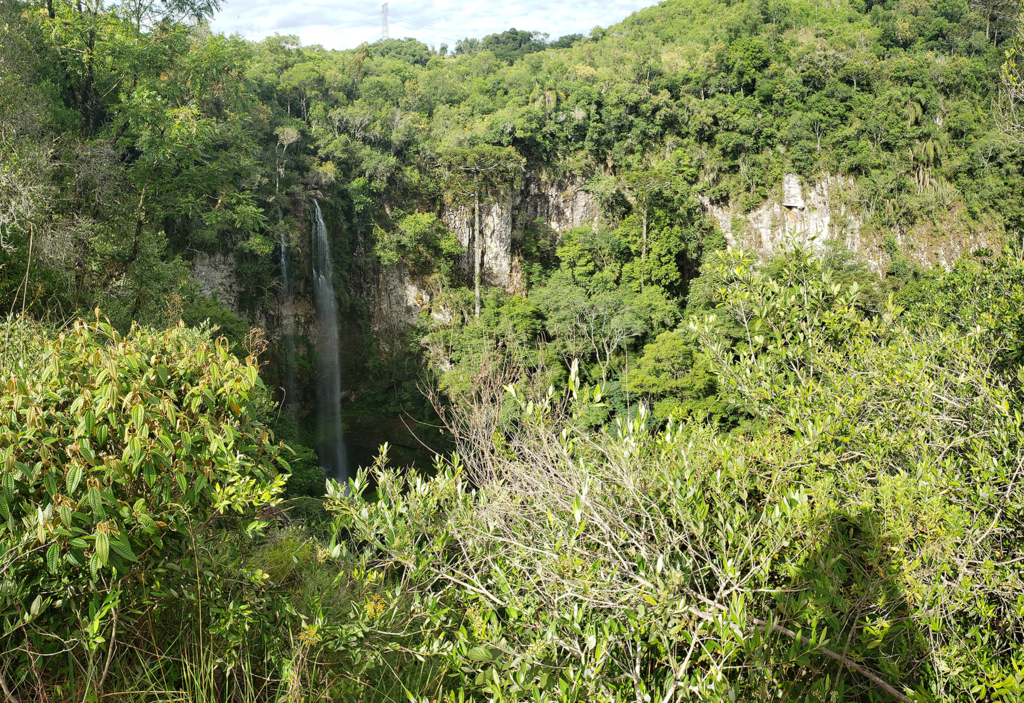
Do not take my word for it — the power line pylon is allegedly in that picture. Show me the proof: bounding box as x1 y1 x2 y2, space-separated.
381 3 389 40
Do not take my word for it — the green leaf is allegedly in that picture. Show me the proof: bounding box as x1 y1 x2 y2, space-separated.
79 439 96 465
152 449 171 469
95 532 109 566
467 646 494 662
110 535 137 563
46 543 60 573
43 472 59 497
157 433 174 455
0 495 9 521
176 471 187 494
88 486 104 515
67 464 84 495
132 404 145 430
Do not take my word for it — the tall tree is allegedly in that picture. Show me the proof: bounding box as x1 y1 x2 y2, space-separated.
437 146 525 317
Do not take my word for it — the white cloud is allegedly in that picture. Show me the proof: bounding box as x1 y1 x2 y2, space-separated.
211 0 661 51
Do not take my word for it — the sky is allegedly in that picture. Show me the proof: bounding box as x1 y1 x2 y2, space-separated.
210 0 662 51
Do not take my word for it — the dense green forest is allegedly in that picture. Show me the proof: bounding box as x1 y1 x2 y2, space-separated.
3 0 1024 699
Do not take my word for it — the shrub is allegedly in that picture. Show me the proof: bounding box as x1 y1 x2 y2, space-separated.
0 314 286 698
325 251 1024 702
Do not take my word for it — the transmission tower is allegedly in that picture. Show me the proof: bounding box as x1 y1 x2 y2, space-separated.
381 3 389 40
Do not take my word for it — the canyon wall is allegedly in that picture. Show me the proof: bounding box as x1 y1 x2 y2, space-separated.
368 175 601 338
194 173 999 345
699 173 997 273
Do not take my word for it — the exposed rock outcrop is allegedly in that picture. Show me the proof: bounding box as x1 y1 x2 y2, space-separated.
701 175 863 261
371 264 442 354
520 176 600 233
193 252 240 310
192 250 275 333
442 176 599 290
700 173 996 273
782 173 806 210
445 198 515 289
372 175 601 334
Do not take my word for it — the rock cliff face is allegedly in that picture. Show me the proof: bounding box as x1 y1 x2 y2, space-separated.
442 175 600 291
192 172 998 364
370 175 601 335
701 174 867 263
371 264 438 355
700 173 997 273
193 252 241 308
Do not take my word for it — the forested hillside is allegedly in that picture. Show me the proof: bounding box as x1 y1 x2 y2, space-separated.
2 0 1024 699
3 0 1024 425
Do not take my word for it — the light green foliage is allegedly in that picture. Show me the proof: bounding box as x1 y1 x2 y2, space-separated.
692 252 1024 702
903 248 1024 366
323 250 1024 702
1000 1 1024 141
522 221 682 396
532 271 678 382
4 0 1024 699
374 211 462 280
0 314 285 695
625 330 721 422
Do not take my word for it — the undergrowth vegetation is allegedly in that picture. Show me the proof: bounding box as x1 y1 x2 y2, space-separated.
323 248 1024 702
3 246 1024 701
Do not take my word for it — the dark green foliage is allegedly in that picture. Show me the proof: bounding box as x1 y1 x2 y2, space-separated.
181 292 250 351
479 29 550 64
373 212 461 278
280 442 326 498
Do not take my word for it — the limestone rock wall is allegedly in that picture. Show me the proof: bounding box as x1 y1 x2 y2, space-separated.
372 175 600 334
371 264 442 355
444 198 515 289
700 173 996 273
440 175 599 290
197 172 998 353
520 176 600 233
701 175 866 262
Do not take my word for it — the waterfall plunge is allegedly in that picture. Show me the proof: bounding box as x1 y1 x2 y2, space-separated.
310 200 348 482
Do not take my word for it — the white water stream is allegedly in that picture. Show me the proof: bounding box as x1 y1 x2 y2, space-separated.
310 199 348 481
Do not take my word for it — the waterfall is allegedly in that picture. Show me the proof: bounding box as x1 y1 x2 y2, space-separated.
278 227 296 412
310 199 348 482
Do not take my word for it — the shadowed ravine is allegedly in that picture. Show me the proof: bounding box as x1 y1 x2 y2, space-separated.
278 225 297 413
310 199 348 482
